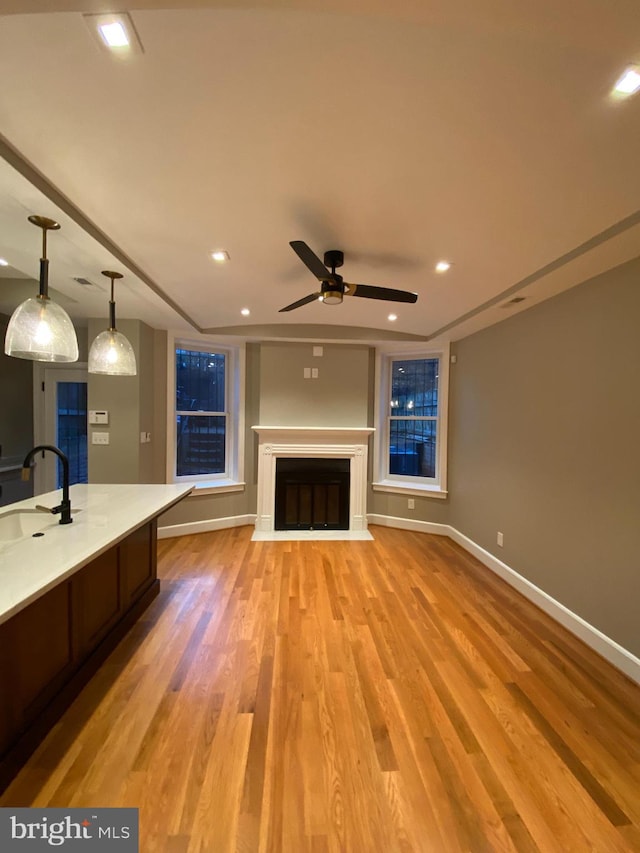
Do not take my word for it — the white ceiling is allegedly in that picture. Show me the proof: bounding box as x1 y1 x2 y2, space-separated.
1 0 639 343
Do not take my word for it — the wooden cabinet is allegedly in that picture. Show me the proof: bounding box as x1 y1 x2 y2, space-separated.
72 546 122 657
120 519 156 608
0 520 158 788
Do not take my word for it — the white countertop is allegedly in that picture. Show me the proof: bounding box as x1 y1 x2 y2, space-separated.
0 483 192 625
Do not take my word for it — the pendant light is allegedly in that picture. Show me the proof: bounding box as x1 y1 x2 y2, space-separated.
88 270 137 375
4 215 79 362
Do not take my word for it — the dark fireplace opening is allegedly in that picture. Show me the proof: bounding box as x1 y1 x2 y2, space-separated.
275 458 350 530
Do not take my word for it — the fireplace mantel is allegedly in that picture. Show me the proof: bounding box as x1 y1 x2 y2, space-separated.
252 426 374 533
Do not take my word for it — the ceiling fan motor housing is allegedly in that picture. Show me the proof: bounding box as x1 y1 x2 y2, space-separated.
324 249 344 270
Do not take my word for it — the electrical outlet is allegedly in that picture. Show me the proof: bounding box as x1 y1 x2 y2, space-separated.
311 367 319 379
92 432 109 445
497 531 504 547
408 498 415 510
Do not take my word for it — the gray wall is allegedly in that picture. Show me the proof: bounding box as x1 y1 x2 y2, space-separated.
87 318 159 484
0 313 34 504
0 312 34 460
368 489 449 525
151 328 168 484
448 257 640 656
258 342 371 427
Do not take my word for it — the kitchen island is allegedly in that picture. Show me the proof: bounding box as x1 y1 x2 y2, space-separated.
0 483 191 791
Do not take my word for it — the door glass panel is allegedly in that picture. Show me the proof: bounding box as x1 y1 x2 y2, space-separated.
56 382 88 487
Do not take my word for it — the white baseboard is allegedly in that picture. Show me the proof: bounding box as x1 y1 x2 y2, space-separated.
158 514 256 539
447 526 640 686
367 514 450 536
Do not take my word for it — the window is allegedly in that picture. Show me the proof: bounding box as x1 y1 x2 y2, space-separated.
176 348 226 478
168 336 244 492
373 348 449 497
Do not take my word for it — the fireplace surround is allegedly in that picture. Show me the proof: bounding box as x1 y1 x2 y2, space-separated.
252 427 374 534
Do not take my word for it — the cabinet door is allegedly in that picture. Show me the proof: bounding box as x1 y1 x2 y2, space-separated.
0 619 17 756
72 546 122 657
4 582 74 733
120 521 156 608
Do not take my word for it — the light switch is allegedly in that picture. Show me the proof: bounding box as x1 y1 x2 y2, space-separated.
303 367 311 379
92 432 109 445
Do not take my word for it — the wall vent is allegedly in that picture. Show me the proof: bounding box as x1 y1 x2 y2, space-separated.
73 276 95 286
502 296 526 307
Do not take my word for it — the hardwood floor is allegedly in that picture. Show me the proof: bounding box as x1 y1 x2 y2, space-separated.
2 525 640 851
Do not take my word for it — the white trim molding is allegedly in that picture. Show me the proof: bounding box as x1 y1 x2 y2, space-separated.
367 514 450 535
158 514 256 539
252 426 374 534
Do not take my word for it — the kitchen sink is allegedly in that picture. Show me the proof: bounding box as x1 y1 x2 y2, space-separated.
0 508 58 542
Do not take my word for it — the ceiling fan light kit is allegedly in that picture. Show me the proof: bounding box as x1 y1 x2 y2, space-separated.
281 241 418 312
4 215 79 363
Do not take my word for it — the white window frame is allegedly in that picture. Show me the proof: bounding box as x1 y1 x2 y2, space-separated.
372 343 449 498
166 332 245 494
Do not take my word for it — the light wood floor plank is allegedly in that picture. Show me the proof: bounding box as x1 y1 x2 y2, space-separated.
2 525 639 852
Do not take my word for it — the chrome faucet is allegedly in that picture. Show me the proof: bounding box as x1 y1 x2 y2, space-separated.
22 445 73 525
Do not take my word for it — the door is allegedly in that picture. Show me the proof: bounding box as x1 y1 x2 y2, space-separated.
35 367 88 495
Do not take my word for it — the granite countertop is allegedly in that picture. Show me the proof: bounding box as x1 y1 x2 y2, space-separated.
0 483 192 625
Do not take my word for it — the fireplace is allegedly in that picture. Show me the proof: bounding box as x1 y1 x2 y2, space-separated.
252 426 374 535
275 458 350 530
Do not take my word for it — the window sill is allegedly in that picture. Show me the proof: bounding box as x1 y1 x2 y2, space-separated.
371 480 448 499
180 479 246 496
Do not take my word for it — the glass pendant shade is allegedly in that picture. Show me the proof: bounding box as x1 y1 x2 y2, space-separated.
88 328 137 375
88 270 137 376
5 295 79 362
4 215 79 363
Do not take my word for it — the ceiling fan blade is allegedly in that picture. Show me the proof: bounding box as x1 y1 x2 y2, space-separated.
279 292 321 312
290 240 334 281
345 283 418 303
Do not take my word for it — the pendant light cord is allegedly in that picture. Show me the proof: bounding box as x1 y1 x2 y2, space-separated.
37 226 49 300
108 274 117 331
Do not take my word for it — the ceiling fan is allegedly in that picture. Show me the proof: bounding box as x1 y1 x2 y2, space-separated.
280 240 418 312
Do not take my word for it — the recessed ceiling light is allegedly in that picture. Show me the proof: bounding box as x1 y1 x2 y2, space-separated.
83 13 143 55
435 260 451 273
241 308 250 316
613 66 640 95
100 22 129 47
388 313 397 321
211 250 230 263
0 258 9 267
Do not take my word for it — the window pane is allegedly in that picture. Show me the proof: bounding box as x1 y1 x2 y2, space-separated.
176 349 225 412
57 382 88 487
390 358 438 417
389 419 437 478
177 415 226 476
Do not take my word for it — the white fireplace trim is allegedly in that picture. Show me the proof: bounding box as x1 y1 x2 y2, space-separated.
252 426 374 533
